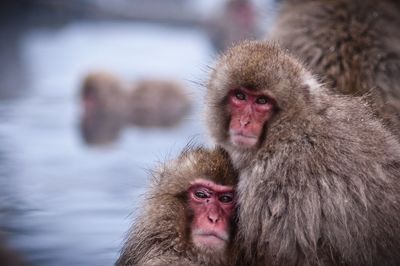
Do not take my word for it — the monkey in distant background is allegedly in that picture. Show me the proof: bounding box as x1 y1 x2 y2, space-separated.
80 71 126 145
128 79 191 127
270 0 400 137
79 72 191 145
81 71 126 118
206 41 400 265
116 147 238 266
209 0 259 52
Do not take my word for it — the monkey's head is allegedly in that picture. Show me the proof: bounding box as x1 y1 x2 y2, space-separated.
206 41 317 152
80 71 124 117
153 146 238 257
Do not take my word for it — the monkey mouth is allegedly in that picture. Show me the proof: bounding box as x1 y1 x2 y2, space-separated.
192 229 229 249
196 232 227 241
230 131 258 147
193 235 227 251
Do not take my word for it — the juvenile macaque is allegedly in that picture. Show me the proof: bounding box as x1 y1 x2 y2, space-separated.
270 0 400 137
116 147 238 266
206 41 400 265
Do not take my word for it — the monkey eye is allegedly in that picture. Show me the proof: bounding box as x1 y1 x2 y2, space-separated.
219 194 234 203
235 91 246 101
194 191 210 199
256 96 269 104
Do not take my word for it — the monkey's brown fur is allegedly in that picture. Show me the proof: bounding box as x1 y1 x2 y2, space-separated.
206 41 400 265
270 0 400 138
116 146 238 266
129 80 191 127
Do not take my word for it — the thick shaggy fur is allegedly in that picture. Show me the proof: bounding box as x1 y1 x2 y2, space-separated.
270 0 400 137
116 147 237 266
206 41 400 265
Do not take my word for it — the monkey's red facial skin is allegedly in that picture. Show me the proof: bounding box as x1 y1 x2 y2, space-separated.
188 179 235 252
228 87 275 148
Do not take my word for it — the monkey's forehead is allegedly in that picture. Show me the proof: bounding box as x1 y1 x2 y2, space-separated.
215 41 304 88
222 41 286 71
154 147 238 189
189 178 234 191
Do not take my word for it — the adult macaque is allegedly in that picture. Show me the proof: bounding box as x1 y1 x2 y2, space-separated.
205 41 400 265
116 147 238 266
270 0 400 137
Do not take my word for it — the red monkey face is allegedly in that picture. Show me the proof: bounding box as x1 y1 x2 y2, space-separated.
188 179 235 252
228 87 275 148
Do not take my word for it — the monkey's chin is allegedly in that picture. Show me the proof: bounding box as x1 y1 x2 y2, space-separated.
193 234 227 252
230 133 257 148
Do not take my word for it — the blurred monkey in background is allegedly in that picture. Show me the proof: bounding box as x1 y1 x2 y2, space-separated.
79 72 191 145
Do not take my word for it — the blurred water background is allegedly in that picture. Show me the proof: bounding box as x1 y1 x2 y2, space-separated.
0 0 273 265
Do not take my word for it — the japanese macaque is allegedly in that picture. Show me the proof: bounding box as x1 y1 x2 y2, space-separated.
116 147 238 266
128 79 191 127
79 71 126 145
79 72 191 145
81 71 126 118
209 0 259 52
205 41 400 265
270 0 400 137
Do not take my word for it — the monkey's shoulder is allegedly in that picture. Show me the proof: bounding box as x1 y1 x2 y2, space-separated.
254 96 400 181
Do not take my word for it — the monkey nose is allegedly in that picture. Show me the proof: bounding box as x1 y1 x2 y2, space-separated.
240 118 250 127
208 213 220 223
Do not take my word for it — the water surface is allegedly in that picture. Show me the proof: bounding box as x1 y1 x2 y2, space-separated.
0 20 214 266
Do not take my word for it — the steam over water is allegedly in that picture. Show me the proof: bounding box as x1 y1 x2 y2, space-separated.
0 21 214 266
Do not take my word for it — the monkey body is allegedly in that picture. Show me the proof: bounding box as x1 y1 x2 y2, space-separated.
271 0 400 137
206 41 400 265
235 94 400 265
